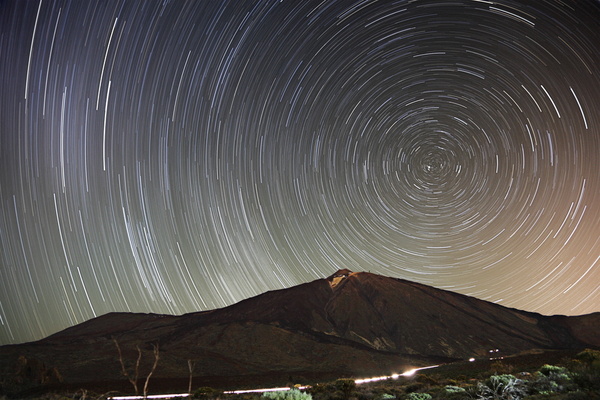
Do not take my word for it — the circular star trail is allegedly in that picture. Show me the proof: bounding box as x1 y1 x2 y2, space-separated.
1 0 599 345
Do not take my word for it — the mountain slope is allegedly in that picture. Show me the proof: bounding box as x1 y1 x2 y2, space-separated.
1 270 597 396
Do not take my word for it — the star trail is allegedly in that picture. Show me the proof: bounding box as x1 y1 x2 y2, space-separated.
1 0 599 345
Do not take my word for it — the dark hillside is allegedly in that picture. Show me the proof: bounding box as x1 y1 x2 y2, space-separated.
1 270 597 397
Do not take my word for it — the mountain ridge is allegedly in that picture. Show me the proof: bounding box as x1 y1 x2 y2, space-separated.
1 270 598 396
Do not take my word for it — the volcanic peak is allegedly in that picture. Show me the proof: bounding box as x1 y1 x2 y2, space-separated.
327 268 355 288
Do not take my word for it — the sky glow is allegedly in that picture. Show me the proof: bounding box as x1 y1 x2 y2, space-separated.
1 0 599 345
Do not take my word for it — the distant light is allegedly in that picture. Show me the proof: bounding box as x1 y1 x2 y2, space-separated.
391 373 399 379
469 358 475 362
401 369 417 377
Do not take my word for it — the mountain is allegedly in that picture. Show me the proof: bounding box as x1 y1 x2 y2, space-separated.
1 270 598 396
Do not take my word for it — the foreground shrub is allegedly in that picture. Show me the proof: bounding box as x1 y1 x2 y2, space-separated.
573 348 600 365
529 364 573 394
333 379 356 400
405 393 432 400
476 374 526 400
443 385 465 394
439 384 469 398
569 348 600 392
262 389 312 400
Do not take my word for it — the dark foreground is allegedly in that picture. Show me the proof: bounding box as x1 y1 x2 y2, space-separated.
3 348 599 400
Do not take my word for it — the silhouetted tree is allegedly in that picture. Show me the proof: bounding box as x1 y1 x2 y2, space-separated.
188 359 196 394
112 338 160 398
142 343 160 399
113 338 141 395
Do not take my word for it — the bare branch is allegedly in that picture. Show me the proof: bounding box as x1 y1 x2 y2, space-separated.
187 359 196 394
112 337 139 395
142 343 160 399
135 345 142 390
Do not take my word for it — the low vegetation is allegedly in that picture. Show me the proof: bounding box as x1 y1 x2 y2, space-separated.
261 388 313 400
2 349 598 400
199 349 600 400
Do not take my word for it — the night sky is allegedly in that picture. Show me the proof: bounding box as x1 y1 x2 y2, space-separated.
1 0 599 346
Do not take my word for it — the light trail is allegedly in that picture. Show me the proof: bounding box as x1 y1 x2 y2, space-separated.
225 386 309 394
109 395 189 400
354 364 440 384
108 366 441 399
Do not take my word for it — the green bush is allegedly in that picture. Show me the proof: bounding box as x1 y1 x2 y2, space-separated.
529 365 573 395
570 349 600 392
262 389 312 400
405 393 432 400
539 365 568 376
443 385 465 394
573 349 600 365
476 374 526 400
